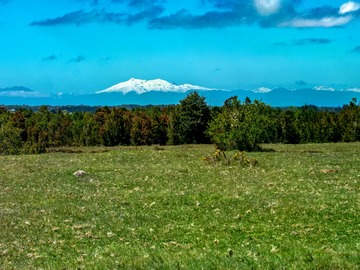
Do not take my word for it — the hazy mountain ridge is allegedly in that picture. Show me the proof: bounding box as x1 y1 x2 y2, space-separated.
0 86 33 92
1 78 360 107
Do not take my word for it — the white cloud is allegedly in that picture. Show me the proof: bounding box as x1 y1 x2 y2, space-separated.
254 0 281 16
280 15 353 28
339 1 360 14
0 91 50 98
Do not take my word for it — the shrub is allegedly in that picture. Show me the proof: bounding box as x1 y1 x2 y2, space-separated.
0 124 23 155
207 97 273 152
202 148 258 167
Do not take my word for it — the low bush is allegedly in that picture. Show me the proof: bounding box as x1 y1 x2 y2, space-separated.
202 148 258 167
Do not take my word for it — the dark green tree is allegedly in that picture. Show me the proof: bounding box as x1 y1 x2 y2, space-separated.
207 97 273 151
279 110 299 144
80 112 101 146
0 123 23 155
339 98 360 142
294 105 318 143
23 106 50 154
176 92 211 144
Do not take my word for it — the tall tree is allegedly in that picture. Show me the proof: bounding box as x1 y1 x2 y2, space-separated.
177 92 211 144
207 97 273 151
339 98 360 142
0 123 23 155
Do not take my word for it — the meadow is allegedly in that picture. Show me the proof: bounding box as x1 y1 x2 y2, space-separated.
0 143 359 269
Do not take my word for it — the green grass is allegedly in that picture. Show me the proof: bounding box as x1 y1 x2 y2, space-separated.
0 143 359 269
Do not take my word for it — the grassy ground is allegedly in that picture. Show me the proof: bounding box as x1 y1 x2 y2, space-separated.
0 143 359 269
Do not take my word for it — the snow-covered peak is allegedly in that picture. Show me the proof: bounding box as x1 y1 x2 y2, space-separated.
339 87 360 93
346 87 360 92
313 86 336 91
252 87 273 93
96 78 217 94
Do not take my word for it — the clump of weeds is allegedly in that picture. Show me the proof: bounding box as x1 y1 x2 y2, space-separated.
202 148 258 167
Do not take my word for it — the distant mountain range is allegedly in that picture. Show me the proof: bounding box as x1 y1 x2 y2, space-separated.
96 78 218 94
1 78 360 107
0 86 34 92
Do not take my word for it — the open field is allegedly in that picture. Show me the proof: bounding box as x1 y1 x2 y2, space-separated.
1 143 359 269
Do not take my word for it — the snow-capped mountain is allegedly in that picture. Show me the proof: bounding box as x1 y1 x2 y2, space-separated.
3 80 360 107
313 86 336 91
344 88 360 93
95 78 218 94
252 87 273 93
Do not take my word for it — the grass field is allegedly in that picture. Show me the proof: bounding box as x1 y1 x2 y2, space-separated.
0 143 359 269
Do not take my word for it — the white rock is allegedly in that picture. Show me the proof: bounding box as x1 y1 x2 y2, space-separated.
73 170 86 177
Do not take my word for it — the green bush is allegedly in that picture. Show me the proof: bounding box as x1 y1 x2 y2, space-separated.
0 124 23 155
207 97 273 152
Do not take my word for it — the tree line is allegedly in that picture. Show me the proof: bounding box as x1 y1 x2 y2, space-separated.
1 92 360 154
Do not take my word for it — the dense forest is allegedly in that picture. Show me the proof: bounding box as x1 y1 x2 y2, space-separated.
1 92 360 155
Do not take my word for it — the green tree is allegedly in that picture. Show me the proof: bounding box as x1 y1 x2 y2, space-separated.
176 92 211 144
80 112 101 146
294 105 318 143
278 110 299 144
0 123 23 155
207 97 273 151
23 106 50 154
339 98 360 142
9 109 29 142
166 105 181 145
146 106 169 145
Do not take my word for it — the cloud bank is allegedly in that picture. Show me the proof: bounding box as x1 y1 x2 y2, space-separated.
31 0 164 27
30 0 360 29
254 0 281 16
30 10 125 26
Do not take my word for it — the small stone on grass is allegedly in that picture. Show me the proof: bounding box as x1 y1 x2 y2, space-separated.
320 169 338 174
73 170 87 177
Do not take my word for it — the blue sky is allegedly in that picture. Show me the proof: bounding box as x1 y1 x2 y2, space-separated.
0 0 360 94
